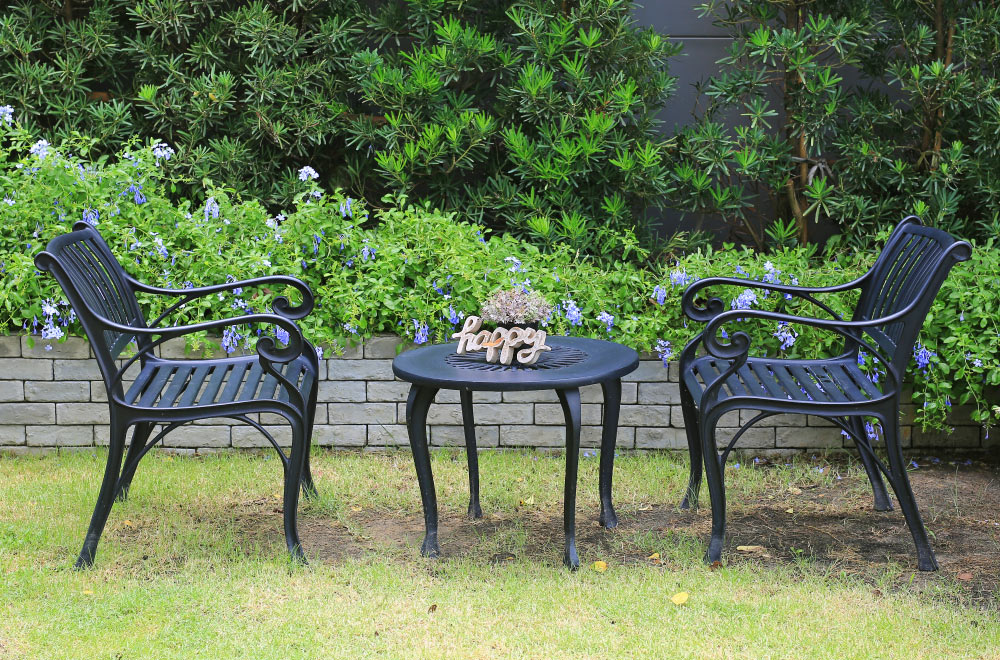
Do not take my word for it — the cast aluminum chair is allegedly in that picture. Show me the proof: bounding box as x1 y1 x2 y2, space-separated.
677 217 971 571
35 222 320 567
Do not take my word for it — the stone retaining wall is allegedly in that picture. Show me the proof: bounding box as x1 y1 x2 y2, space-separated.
0 335 990 454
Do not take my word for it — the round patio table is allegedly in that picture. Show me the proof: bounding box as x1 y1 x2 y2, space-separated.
392 336 639 569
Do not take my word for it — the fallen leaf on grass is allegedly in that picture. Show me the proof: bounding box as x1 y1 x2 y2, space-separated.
670 592 689 606
518 496 535 507
427 604 437 613
82 590 94 596
957 572 974 581
736 545 766 554
593 561 608 572
122 520 134 527
647 552 660 560
785 508 794 514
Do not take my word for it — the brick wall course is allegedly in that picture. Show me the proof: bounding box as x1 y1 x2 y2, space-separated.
0 336 986 454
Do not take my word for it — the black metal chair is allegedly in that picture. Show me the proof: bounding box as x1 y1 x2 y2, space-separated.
677 217 971 571
35 222 320 567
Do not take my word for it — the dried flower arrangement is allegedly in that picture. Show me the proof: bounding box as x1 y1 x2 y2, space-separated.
479 288 552 328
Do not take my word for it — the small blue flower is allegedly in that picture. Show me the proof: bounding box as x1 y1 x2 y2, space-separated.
221 326 242 354
913 342 936 373
298 165 319 181
597 311 614 332
82 208 99 225
447 306 464 325
152 142 174 162
205 196 220 221
0 105 13 125
30 139 50 159
652 285 667 305
772 322 797 351
274 326 290 346
731 289 758 311
412 319 429 344
360 238 375 262
505 256 523 273
563 300 582 326
669 269 692 288
655 339 673 367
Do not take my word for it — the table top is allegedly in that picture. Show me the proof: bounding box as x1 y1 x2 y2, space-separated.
392 336 639 391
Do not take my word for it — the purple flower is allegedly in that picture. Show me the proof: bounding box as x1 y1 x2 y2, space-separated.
123 184 146 205
597 311 614 332
505 256 523 273
447 306 464 325
298 166 319 181
221 326 242 354
731 289 758 311
772 322 797 350
669 269 692 288
412 320 429 344
0 105 13 125
913 342 936 373
563 300 582 326
275 326 290 346
152 142 174 162
652 285 667 305
82 208 99 225
204 196 220 221
361 238 375 261
655 339 673 367
30 139 50 159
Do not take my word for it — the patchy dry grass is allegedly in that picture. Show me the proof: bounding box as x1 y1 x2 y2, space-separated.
0 449 997 659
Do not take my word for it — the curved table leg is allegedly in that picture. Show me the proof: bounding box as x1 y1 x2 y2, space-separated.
598 379 621 529
557 387 582 570
406 384 440 558
460 389 483 519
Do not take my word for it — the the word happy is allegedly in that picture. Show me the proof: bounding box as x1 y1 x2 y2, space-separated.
451 316 551 366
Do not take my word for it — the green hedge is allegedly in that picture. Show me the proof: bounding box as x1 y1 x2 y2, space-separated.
1 119 997 431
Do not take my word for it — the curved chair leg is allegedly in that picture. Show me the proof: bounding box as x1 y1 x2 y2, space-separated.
701 411 726 565
850 417 892 511
459 389 482 519
679 383 702 510
114 421 154 502
283 416 308 563
406 384 440 558
76 415 128 568
598 378 621 528
557 387 582 570
300 412 318 500
881 414 938 571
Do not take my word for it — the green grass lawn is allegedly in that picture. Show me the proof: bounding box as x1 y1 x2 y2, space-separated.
1 449 997 659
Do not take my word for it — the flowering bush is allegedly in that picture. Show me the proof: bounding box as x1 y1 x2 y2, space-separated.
0 116 996 431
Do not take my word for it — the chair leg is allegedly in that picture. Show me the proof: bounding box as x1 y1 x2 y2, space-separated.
701 412 726 565
299 407 318 500
114 422 154 502
459 389 482 519
881 415 938 571
76 417 128 568
850 417 892 512
283 416 308 564
679 383 702 510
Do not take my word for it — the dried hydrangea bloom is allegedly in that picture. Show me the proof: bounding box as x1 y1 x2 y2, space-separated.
480 288 552 325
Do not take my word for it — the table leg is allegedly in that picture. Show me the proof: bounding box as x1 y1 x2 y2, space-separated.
599 378 621 529
557 387 582 570
459 389 483 519
406 384 440 558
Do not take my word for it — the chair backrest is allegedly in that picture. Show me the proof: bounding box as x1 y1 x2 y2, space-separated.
851 217 971 376
35 223 152 391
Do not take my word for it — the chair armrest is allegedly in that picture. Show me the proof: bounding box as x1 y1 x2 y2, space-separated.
681 272 869 324
125 274 315 325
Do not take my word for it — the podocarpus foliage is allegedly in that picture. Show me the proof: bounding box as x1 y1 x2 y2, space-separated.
2 119 997 431
672 0 1000 249
0 0 679 261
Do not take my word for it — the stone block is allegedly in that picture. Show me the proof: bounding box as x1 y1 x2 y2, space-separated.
0 381 23 402
635 427 688 449
912 426 981 449
327 359 394 381
318 380 367 403
364 335 406 359
25 381 90 402
366 381 412 402
27 426 93 447
775 427 843 449
232 425 292 448
0 336 20 358
21 336 90 359
499 425 567 447
465 404 534 425
430 425 500 447
637 382 681 405
313 424 366 447
0 447 49 456
534 403 602 426
368 424 410 446
667 361 680 383
739 409 808 427
502 390 558 403
161 426 230 448
0 403 55 424
324 340 363 360
434 389 502 404
806 415 836 427
622 361 670 382
580 425 634 449
716 426 775 449
328 402 397 425
53 359 100 381
0 426 25 446
1 358 53 381
618 405 670 428
56 403 109 425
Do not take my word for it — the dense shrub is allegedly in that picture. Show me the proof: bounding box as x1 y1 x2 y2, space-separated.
2 118 997 430
0 0 678 260
673 0 1000 248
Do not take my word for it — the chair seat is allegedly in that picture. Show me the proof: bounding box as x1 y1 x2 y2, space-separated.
124 355 314 409
682 356 883 409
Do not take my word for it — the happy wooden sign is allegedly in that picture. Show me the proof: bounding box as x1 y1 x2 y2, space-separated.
451 316 552 366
